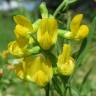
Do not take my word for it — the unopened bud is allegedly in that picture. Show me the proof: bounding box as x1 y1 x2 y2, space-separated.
2 50 9 59
0 69 3 77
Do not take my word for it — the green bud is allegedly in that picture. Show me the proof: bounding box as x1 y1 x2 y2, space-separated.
40 2 48 18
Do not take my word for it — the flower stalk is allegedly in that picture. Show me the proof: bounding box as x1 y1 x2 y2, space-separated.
7 1 92 96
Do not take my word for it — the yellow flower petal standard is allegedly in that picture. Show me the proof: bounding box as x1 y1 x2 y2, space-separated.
57 44 75 76
14 15 33 31
70 14 83 36
13 15 33 38
14 54 53 86
37 18 57 50
65 14 89 40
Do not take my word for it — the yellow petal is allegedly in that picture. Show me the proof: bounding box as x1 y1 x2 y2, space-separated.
48 18 57 35
14 24 30 38
57 44 71 64
13 15 33 31
58 58 75 76
70 14 83 36
32 70 48 86
8 41 24 57
38 31 52 50
62 44 71 62
75 25 89 39
16 36 29 48
48 18 57 43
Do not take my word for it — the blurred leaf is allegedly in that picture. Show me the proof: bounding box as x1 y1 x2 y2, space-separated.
79 64 94 92
71 87 80 96
76 38 87 59
52 76 63 96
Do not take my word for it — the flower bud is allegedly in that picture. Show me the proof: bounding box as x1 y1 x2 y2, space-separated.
2 50 9 59
0 69 3 77
40 2 48 18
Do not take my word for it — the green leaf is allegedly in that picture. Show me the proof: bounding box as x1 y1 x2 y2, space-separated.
52 76 63 96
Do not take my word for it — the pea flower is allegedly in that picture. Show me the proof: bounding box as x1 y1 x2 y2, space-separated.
37 18 57 50
65 14 89 40
37 2 58 50
57 44 75 76
14 54 53 86
8 15 40 57
14 15 35 49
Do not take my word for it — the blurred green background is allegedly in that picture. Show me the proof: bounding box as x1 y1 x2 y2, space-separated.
0 0 96 96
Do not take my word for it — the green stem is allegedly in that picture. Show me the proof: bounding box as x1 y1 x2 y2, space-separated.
66 11 71 30
69 86 73 96
45 83 50 96
61 76 71 96
53 0 66 17
79 65 94 92
64 86 68 96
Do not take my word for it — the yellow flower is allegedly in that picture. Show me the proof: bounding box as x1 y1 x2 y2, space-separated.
57 44 75 76
8 16 36 57
8 36 35 58
14 54 53 86
65 14 89 40
13 15 33 38
37 17 57 50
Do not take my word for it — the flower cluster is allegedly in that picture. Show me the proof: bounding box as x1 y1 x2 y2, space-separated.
8 2 89 86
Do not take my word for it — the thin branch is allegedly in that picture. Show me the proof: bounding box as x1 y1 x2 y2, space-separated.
53 0 65 17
